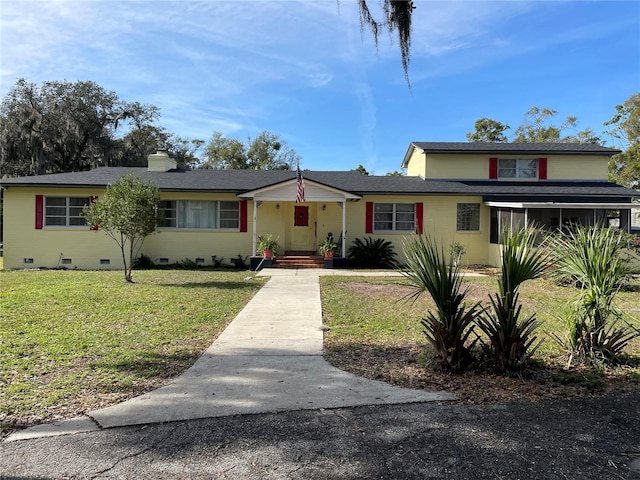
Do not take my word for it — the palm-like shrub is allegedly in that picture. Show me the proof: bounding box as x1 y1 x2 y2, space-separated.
403 234 479 372
347 237 399 269
549 226 638 365
476 226 550 374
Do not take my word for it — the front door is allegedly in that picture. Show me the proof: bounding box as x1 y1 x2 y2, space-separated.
294 205 308 227
289 205 316 251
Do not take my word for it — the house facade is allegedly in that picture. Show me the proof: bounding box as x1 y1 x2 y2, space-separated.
1 142 637 270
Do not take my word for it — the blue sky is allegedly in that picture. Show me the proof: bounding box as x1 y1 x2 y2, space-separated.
1 1 639 174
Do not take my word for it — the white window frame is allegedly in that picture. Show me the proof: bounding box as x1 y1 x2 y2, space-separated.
374 203 416 232
158 200 240 230
457 203 481 232
498 158 538 180
44 196 90 228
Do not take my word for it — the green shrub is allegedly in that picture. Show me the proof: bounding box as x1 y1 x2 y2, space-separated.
403 234 479 372
176 258 199 269
549 226 639 366
476 226 550 374
211 256 225 268
347 237 399 269
133 254 154 269
230 254 248 270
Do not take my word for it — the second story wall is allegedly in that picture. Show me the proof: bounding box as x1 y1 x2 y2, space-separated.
406 152 610 181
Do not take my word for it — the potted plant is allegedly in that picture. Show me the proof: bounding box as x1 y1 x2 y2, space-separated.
258 234 279 260
319 237 337 259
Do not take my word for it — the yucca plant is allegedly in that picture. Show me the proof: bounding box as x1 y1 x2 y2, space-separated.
549 226 639 365
476 225 550 374
347 237 399 269
403 233 480 372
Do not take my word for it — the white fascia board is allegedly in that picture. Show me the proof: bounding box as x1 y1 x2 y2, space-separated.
238 178 360 201
484 201 639 209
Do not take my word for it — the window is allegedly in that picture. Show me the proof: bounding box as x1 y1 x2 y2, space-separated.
374 203 415 232
158 200 177 227
45 197 89 227
457 203 480 231
498 159 538 179
158 200 240 229
219 201 240 229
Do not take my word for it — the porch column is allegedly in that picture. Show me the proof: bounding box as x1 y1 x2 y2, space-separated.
559 208 563 231
252 199 259 256
341 200 346 256
621 209 631 232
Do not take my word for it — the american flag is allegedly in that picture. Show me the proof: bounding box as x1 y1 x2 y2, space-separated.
295 164 305 203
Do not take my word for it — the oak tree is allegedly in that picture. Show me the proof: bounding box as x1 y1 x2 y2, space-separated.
466 118 510 143
358 0 415 85
0 79 159 177
202 131 300 170
605 92 640 187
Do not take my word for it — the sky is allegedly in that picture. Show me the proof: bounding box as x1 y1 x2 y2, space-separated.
1 0 639 175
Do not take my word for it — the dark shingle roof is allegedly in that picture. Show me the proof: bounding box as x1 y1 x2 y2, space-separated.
1 168 637 200
410 142 622 155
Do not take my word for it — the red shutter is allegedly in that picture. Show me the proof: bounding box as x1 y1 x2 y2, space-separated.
365 202 374 234
415 202 423 234
89 196 99 230
35 195 44 229
538 158 547 180
489 158 498 179
239 199 248 232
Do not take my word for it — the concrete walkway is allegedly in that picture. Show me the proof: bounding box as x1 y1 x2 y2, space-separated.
7 269 454 442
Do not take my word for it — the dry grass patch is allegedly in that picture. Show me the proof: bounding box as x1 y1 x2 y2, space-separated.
321 275 640 403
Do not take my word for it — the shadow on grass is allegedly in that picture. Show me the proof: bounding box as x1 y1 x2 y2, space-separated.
92 350 201 380
621 281 640 293
157 280 259 289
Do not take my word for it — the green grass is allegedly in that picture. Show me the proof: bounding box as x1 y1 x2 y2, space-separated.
2 268 638 433
321 275 640 392
1 269 264 432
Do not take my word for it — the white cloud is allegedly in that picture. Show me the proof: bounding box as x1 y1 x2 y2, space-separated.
2 0 636 171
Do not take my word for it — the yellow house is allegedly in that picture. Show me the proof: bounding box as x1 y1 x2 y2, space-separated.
1 142 637 270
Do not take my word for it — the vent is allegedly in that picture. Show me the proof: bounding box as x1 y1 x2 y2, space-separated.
23 258 34 264
159 258 169 265
100 259 110 265
196 257 205 265
61 258 72 265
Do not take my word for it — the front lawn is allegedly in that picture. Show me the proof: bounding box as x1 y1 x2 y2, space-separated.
0 269 264 434
2 268 638 437
321 275 640 402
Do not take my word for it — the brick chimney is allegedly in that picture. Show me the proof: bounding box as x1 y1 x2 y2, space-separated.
147 149 177 172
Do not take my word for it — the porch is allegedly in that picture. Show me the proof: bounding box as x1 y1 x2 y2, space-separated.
238 175 360 261
486 201 638 243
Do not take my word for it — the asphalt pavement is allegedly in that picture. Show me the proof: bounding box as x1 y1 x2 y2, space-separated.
2 393 639 479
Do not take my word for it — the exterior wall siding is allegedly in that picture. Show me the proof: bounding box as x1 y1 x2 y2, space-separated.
343 195 490 266
547 155 608 180
4 187 123 270
426 154 489 179
3 188 257 270
409 153 609 181
405 148 426 177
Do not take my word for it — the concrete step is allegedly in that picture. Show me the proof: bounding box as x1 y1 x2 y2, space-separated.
274 255 324 269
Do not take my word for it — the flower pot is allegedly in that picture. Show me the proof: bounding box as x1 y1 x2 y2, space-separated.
263 249 274 260
323 250 335 260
